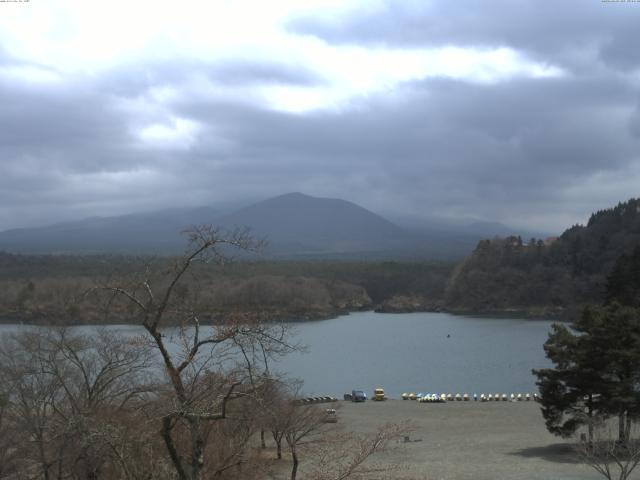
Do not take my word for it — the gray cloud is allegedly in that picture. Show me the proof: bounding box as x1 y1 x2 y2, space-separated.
1 2 639 234
94 58 324 99
287 0 640 71
208 60 323 86
168 71 640 230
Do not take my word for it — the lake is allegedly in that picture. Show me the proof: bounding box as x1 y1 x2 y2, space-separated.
0 311 556 398
273 311 556 397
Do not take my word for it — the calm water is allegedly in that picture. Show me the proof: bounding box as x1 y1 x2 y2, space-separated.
0 312 556 398
273 311 555 397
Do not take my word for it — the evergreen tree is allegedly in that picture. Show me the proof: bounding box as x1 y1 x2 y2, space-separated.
534 304 640 442
606 246 640 308
533 319 607 441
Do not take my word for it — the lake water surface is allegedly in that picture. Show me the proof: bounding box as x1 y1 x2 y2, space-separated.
0 311 556 398
274 311 556 397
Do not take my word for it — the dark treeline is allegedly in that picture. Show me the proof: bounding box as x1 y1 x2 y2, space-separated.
0 253 453 325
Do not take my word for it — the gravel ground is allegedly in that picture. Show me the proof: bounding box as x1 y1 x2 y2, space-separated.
330 399 604 480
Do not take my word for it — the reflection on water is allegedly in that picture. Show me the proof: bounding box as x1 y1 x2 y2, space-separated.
0 311 556 398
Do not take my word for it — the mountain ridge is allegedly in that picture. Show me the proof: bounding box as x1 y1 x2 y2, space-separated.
0 193 536 259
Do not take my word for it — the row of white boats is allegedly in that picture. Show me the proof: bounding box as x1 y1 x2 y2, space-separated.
401 392 539 403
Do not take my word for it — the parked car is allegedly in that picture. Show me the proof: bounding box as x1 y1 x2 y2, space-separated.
373 387 386 401
324 408 338 423
351 390 367 402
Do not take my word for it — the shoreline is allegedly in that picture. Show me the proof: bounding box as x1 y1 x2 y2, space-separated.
0 305 574 327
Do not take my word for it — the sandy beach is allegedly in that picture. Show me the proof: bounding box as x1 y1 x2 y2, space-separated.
335 399 601 480
268 398 605 480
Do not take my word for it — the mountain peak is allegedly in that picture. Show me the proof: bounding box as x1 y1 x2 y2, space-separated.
276 192 312 200
0 193 478 259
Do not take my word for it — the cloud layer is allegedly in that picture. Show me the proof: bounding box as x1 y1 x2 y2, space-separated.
0 0 639 233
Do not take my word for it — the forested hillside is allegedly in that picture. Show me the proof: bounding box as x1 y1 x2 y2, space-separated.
445 198 640 317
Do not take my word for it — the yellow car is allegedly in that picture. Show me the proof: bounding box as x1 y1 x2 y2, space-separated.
373 388 386 401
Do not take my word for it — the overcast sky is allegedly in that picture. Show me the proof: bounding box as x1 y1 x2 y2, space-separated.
1 0 639 233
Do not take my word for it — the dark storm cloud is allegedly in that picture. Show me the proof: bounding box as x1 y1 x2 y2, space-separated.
0 82 132 169
0 53 328 227
630 100 640 139
171 70 640 228
287 0 640 71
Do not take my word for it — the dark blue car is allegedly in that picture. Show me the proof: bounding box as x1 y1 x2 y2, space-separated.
351 390 367 402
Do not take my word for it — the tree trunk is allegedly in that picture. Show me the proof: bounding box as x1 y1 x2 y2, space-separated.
619 411 627 443
272 431 282 459
161 417 188 480
587 398 594 443
189 418 205 480
290 447 298 480
260 429 266 449
37 430 50 480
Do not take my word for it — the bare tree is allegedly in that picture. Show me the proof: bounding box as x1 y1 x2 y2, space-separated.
306 422 412 480
0 388 18 479
0 330 66 479
270 402 288 461
575 419 640 480
45 328 155 480
259 378 301 461
257 380 411 480
0 328 157 480
283 403 328 480
232 317 301 453
98 226 295 480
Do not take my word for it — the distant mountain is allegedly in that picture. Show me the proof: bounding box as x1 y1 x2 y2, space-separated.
214 193 423 257
0 192 516 259
0 193 423 257
445 198 640 318
392 214 550 241
390 215 551 261
0 207 220 254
